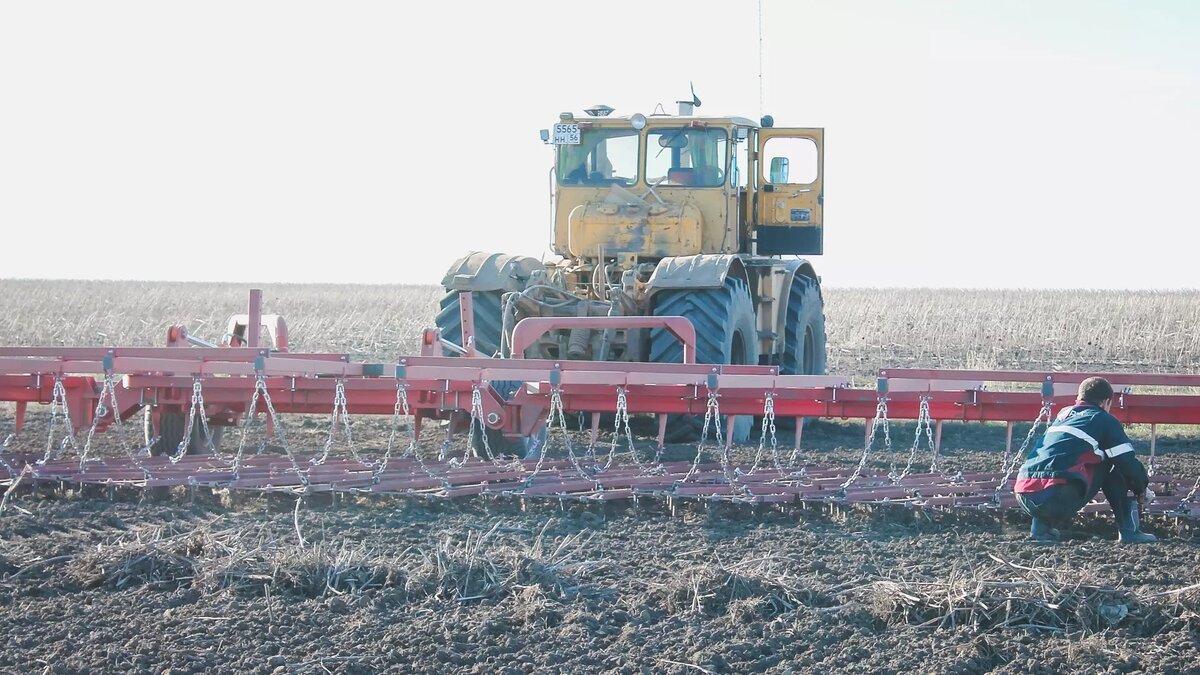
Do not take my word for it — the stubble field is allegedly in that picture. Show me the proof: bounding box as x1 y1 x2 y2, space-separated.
1 280 1199 674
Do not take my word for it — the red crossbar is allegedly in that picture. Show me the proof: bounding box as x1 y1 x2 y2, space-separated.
2 349 1200 436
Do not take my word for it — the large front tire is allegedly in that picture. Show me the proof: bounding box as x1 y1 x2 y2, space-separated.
649 276 760 443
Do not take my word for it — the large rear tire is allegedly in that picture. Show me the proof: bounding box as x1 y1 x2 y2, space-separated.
650 276 760 443
434 290 506 358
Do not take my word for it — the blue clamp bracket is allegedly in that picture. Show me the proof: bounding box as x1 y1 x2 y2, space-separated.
876 377 889 396
1041 380 1054 399
550 369 562 387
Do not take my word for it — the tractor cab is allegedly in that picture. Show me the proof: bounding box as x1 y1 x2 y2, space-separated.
544 102 824 262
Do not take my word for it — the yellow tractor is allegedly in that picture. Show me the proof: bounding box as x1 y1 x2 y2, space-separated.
437 92 826 442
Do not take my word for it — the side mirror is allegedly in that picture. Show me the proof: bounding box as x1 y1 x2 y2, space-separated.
769 157 789 183
539 129 550 143
735 127 749 141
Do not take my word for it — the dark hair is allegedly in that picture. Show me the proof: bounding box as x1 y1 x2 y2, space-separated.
1078 377 1114 405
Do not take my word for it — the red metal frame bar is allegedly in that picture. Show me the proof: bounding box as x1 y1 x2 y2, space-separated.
510 316 699 364
880 368 1200 389
2 351 1199 434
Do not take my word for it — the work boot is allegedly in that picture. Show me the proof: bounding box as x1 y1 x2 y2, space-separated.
1115 501 1157 544
1030 517 1061 543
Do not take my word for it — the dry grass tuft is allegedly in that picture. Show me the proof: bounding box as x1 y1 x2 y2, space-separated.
66 526 200 590
413 521 608 604
639 555 823 619
859 553 1200 634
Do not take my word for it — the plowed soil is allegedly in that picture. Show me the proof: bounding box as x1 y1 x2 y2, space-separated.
2 424 1199 675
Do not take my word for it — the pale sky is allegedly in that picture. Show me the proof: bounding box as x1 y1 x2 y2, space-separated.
1 1 1197 289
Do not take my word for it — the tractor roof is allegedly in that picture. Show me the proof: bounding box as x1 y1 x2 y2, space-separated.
569 114 760 128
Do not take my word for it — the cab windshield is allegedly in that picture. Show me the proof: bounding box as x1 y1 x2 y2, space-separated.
557 128 639 186
646 127 727 187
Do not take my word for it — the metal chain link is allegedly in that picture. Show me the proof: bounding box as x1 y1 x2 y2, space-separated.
747 394 773 475
437 423 453 463
375 381 448 488
232 375 307 488
578 411 599 466
1180 474 1200 506
679 389 724 485
468 385 495 463
550 386 594 476
78 372 116 470
748 392 791 476
895 396 936 481
602 387 645 472
526 386 569 481
311 380 362 466
168 378 217 464
1148 435 1159 478
994 403 1054 499
38 377 78 465
838 397 890 494
1 425 16 477
380 382 413 469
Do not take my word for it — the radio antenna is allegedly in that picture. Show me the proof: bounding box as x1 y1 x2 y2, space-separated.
758 0 764 118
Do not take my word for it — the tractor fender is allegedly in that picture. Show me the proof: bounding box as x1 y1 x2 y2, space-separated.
441 252 543 292
644 254 748 296
776 258 822 354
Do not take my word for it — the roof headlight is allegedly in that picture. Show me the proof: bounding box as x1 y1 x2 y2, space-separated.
630 113 647 130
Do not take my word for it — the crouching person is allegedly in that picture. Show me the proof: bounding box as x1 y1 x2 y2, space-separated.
1014 377 1156 543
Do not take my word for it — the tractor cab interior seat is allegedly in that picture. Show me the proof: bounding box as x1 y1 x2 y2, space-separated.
667 168 695 186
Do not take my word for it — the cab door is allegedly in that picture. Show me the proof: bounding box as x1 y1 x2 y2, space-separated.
754 128 824 255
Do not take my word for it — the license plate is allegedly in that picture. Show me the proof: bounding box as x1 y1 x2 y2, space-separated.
552 123 581 145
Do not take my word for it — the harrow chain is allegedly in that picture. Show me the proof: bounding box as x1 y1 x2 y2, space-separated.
311 380 362 467
602 387 644 472
0 431 15 478
468 385 495 463
39 377 78 465
79 371 117 470
993 402 1054 502
896 396 937 481
551 385 595 477
839 396 890 494
233 375 307 488
377 381 448 489
1180 474 1200 508
679 388 727 486
168 378 218 464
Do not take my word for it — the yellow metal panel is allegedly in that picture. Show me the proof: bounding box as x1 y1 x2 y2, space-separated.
567 201 703 257
756 128 824 228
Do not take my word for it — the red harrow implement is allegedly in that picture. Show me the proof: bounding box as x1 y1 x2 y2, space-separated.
1 290 1198 519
